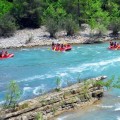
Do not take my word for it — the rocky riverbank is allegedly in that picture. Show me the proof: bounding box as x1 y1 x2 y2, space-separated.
0 76 107 120
0 25 116 49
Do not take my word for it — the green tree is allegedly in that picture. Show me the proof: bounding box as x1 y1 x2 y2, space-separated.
101 0 120 36
0 0 13 17
45 18 59 38
4 80 21 110
84 0 110 37
11 0 43 28
109 2 120 36
0 13 16 37
42 1 66 38
61 0 83 26
63 15 79 36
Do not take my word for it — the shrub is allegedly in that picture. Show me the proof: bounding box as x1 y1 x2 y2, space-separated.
35 112 43 120
45 18 59 38
63 15 79 36
109 18 120 36
11 0 43 28
0 14 16 37
4 80 21 110
55 77 61 91
18 103 29 110
42 1 66 38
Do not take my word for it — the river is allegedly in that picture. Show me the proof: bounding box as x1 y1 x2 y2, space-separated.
0 42 120 119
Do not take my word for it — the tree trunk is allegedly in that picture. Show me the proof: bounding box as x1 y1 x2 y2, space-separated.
67 30 74 36
50 33 56 38
77 0 81 27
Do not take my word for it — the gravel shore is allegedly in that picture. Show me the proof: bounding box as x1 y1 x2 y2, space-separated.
0 26 113 49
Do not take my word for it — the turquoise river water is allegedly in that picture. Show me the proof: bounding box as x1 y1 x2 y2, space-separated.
0 42 120 120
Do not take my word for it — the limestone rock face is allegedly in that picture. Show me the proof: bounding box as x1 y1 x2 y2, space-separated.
0 76 106 120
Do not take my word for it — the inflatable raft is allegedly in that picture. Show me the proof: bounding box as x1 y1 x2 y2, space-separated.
108 47 120 50
52 45 72 52
0 53 14 59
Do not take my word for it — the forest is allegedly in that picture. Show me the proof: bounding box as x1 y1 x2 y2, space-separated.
0 0 120 38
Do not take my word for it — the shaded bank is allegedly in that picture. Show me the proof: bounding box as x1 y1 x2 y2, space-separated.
0 76 107 120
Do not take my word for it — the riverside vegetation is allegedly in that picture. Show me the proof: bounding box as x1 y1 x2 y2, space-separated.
0 76 120 120
0 0 120 38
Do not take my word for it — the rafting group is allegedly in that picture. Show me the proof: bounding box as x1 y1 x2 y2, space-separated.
1 40 119 60
108 41 120 50
52 42 72 52
0 50 14 59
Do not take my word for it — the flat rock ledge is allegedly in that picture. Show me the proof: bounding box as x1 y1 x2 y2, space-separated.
0 76 107 120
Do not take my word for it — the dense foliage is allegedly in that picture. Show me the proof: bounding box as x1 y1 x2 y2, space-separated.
0 14 16 37
0 0 120 37
0 0 13 17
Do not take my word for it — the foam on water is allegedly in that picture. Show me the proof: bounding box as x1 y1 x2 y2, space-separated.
115 108 120 111
67 57 120 73
0 100 5 105
57 116 68 120
33 84 45 95
114 103 120 111
96 105 113 109
22 85 45 97
20 49 29 51
23 87 32 91
117 117 120 120
18 74 56 82
22 87 33 96
56 72 68 77
41 49 45 52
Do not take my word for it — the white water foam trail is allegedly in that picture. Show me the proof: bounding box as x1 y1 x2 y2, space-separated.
33 84 45 95
96 105 113 109
114 103 120 111
23 87 32 92
41 49 45 52
18 72 69 83
18 74 56 83
0 100 5 105
57 72 68 77
67 57 120 73
20 49 29 51
22 87 33 96
115 108 120 111
57 116 68 120
22 84 45 97
117 117 120 120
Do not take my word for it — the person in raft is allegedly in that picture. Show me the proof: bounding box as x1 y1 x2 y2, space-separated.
52 42 55 49
109 41 114 47
4 51 8 57
109 41 120 49
0 50 9 57
52 42 71 51
0 50 5 57
0 51 3 57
